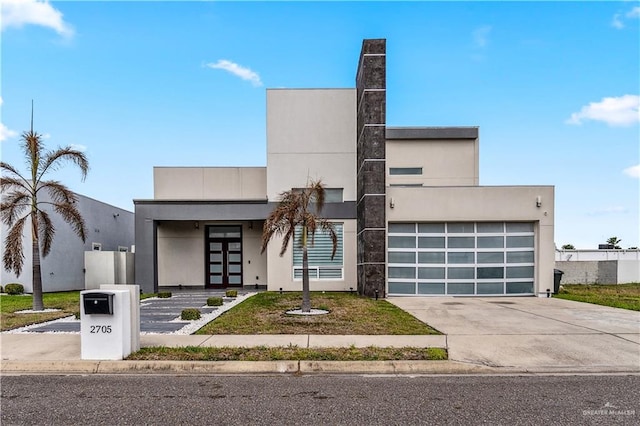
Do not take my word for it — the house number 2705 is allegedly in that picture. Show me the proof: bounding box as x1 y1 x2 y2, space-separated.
90 325 112 334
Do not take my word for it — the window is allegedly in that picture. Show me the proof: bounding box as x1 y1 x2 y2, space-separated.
92 243 102 251
293 223 343 280
292 188 343 203
118 246 128 252
389 167 423 175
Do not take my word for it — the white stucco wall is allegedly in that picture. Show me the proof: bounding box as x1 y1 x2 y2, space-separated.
387 185 555 296
266 89 356 201
386 138 479 186
157 221 204 286
85 251 135 290
556 249 640 261
617 260 640 283
154 167 267 200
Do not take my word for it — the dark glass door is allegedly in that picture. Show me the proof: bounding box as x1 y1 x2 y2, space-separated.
206 226 243 288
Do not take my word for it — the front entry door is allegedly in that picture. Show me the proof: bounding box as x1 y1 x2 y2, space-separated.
206 226 243 288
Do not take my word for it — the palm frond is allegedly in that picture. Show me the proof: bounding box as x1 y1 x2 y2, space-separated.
309 179 325 213
0 191 31 226
1 162 30 186
38 147 89 183
279 226 295 257
0 175 31 194
37 209 56 257
21 130 43 173
38 180 78 205
52 202 87 242
3 215 28 276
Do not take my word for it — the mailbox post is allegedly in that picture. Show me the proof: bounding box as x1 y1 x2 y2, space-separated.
80 289 132 360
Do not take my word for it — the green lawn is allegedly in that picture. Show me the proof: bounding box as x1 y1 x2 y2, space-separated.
0 291 80 331
554 284 640 311
0 291 158 331
196 291 440 335
129 346 448 361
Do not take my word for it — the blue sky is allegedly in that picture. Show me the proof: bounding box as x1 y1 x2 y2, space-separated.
1 0 639 249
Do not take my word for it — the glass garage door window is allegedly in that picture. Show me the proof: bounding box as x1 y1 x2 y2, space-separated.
388 222 535 296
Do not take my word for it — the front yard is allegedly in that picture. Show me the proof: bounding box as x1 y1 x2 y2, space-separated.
195 291 441 335
554 283 640 311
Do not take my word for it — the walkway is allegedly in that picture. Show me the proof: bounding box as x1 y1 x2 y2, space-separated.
14 289 249 334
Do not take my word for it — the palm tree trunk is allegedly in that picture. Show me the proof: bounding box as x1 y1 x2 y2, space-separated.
32 239 44 311
301 245 311 312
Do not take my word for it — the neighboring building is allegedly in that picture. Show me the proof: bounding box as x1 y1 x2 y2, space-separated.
134 39 555 297
1 192 134 293
556 249 640 284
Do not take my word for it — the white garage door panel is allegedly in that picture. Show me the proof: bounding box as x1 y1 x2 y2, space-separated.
388 222 535 296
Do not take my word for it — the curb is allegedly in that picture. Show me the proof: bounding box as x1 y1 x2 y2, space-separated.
0 360 493 375
2 360 639 375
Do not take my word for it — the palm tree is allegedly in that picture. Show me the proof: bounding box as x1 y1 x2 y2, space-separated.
261 179 337 313
1 122 89 311
606 237 622 249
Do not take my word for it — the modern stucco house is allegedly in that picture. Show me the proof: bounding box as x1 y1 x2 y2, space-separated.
134 39 555 297
1 192 134 293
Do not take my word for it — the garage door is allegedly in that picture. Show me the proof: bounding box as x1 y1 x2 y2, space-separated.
387 222 535 296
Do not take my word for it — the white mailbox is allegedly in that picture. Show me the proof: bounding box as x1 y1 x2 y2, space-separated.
81 289 132 360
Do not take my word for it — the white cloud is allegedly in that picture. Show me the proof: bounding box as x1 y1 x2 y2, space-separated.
0 96 18 142
566 95 640 126
0 123 18 142
623 164 640 179
1 0 74 38
626 6 640 19
205 60 263 87
472 25 492 48
612 6 640 29
612 13 624 29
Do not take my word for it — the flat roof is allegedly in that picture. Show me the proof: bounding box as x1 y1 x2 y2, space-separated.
386 126 479 140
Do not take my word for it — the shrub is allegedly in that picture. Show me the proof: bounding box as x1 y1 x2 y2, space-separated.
181 308 201 321
207 297 223 306
5 283 24 295
225 290 238 298
157 291 172 298
0 285 3 293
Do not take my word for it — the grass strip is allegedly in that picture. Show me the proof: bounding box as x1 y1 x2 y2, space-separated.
554 284 640 311
196 291 440 335
128 346 448 361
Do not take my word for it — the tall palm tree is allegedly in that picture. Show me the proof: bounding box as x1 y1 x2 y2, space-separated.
1 123 89 311
261 179 337 313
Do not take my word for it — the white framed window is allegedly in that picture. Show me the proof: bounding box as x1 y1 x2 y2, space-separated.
118 246 129 252
389 167 422 175
292 187 343 203
92 243 102 251
293 223 344 280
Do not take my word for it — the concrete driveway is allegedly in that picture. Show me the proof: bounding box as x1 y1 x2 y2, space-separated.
387 296 640 373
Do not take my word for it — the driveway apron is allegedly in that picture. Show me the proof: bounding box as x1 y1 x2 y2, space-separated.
387 297 640 372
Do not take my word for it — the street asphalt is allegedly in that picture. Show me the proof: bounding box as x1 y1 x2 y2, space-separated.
1 292 638 375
